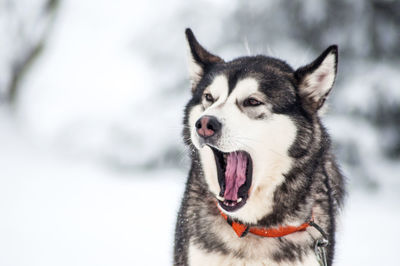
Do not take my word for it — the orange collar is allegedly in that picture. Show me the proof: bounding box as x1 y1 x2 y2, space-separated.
218 208 311 238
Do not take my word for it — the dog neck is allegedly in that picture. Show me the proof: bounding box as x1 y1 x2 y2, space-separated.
217 204 313 238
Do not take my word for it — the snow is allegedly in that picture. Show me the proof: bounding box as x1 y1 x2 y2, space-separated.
335 61 400 115
0 113 185 266
336 190 400 266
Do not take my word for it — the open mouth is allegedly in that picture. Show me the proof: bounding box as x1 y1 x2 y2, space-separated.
210 147 253 212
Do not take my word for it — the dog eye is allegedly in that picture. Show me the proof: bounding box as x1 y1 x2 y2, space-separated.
204 93 214 102
243 98 263 107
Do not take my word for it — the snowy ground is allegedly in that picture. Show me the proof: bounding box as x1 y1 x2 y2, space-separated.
0 116 185 266
1 115 399 266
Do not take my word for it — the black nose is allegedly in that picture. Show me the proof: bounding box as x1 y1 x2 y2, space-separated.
195 116 221 138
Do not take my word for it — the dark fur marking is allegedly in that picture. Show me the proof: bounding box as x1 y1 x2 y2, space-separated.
228 70 241 95
272 240 306 263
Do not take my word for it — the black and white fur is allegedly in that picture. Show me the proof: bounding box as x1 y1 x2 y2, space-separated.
174 28 345 266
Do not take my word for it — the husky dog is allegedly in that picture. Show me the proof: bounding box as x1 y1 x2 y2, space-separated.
174 29 345 266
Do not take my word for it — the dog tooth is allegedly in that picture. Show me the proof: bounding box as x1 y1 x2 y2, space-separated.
237 198 242 203
216 195 225 201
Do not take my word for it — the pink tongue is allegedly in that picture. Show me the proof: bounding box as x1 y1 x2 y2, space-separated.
223 152 247 201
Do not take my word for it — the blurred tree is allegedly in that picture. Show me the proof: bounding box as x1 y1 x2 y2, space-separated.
0 0 60 107
231 0 400 59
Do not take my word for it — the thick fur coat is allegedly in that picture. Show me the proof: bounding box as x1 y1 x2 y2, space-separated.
174 29 345 266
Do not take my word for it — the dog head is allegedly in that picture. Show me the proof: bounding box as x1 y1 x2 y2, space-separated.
183 28 338 224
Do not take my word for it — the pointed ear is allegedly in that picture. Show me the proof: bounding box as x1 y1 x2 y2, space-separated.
295 45 338 111
185 28 224 91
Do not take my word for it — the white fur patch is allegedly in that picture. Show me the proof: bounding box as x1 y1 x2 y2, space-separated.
186 46 204 88
188 76 298 224
300 52 336 104
230 78 259 99
188 240 319 266
199 146 220 196
206 75 229 106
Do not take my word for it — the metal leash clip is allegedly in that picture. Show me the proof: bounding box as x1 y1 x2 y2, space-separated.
314 237 329 266
308 221 329 266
